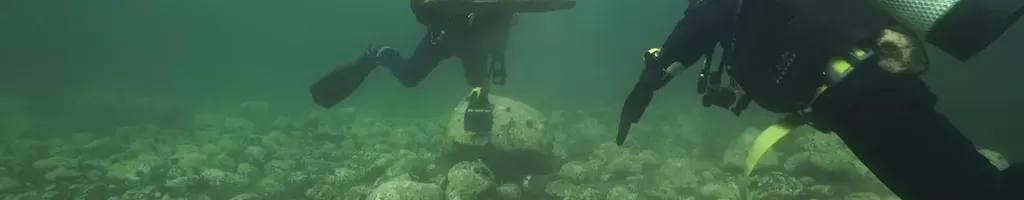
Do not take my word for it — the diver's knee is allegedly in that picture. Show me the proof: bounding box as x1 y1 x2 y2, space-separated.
1003 163 1024 197
390 72 424 88
398 79 421 88
810 62 938 130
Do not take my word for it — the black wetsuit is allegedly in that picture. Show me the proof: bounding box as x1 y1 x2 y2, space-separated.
658 0 1024 199
393 1 515 88
309 1 515 108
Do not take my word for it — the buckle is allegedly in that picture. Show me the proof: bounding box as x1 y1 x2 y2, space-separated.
430 29 446 45
825 48 874 86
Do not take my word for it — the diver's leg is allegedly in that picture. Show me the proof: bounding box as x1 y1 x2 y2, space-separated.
457 51 494 133
457 51 491 89
810 63 1016 199
309 52 380 108
384 33 453 88
1004 163 1024 197
490 50 508 86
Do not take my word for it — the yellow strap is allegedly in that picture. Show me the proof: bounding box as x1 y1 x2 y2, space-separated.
743 48 866 176
827 55 853 75
744 120 796 175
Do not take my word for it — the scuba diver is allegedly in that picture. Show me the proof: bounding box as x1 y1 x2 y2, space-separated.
309 0 575 134
615 0 1024 199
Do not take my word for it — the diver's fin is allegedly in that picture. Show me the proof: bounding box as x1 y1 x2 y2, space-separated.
744 114 808 175
463 87 494 134
616 83 656 146
616 122 632 146
309 57 377 108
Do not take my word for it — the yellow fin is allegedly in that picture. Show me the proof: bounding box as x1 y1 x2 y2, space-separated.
744 118 799 176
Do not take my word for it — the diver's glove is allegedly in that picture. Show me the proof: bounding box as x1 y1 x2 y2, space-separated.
617 47 682 146
643 47 667 70
637 48 682 89
366 45 402 68
464 87 494 134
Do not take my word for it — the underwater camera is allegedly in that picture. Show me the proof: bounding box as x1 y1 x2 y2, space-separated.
701 86 738 109
695 49 750 116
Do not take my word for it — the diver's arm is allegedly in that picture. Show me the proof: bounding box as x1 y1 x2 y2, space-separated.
616 0 739 146
655 0 737 68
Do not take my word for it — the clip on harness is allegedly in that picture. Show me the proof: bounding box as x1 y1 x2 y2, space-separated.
429 27 447 45
697 38 753 116
430 13 478 44
696 0 753 116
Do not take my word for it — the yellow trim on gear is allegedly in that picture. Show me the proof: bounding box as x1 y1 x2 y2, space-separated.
469 87 484 102
744 120 797 175
743 48 867 176
826 48 865 77
470 87 482 97
468 86 483 103
647 47 661 55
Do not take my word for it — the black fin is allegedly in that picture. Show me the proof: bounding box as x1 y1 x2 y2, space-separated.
617 83 656 146
309 61 376 108
616 122 632 146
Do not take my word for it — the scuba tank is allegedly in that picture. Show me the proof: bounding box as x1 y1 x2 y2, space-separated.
870 0 1024 61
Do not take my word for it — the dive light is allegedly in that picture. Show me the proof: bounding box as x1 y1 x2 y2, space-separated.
871 0 1024 61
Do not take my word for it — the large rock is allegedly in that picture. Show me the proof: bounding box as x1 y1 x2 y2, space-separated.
724 128 781 170
750 171 805 199
443 94 558 186
445 160 494 200
446 94 550 154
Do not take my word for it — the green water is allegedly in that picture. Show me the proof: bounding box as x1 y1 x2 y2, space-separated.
1 0 1022 199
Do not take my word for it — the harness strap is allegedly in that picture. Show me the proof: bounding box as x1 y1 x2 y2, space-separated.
743 47 875 176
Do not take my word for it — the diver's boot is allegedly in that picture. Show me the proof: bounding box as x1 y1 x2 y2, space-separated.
464 87 494 135
367 45 402 68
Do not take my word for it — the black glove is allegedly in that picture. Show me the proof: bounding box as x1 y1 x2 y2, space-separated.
639 48 676 90
617 48 677 146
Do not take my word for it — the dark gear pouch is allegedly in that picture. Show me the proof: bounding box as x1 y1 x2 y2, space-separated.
464 87 494 134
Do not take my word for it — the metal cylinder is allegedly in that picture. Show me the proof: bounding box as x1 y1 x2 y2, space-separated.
872 0 959 37
872 0 1024 61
